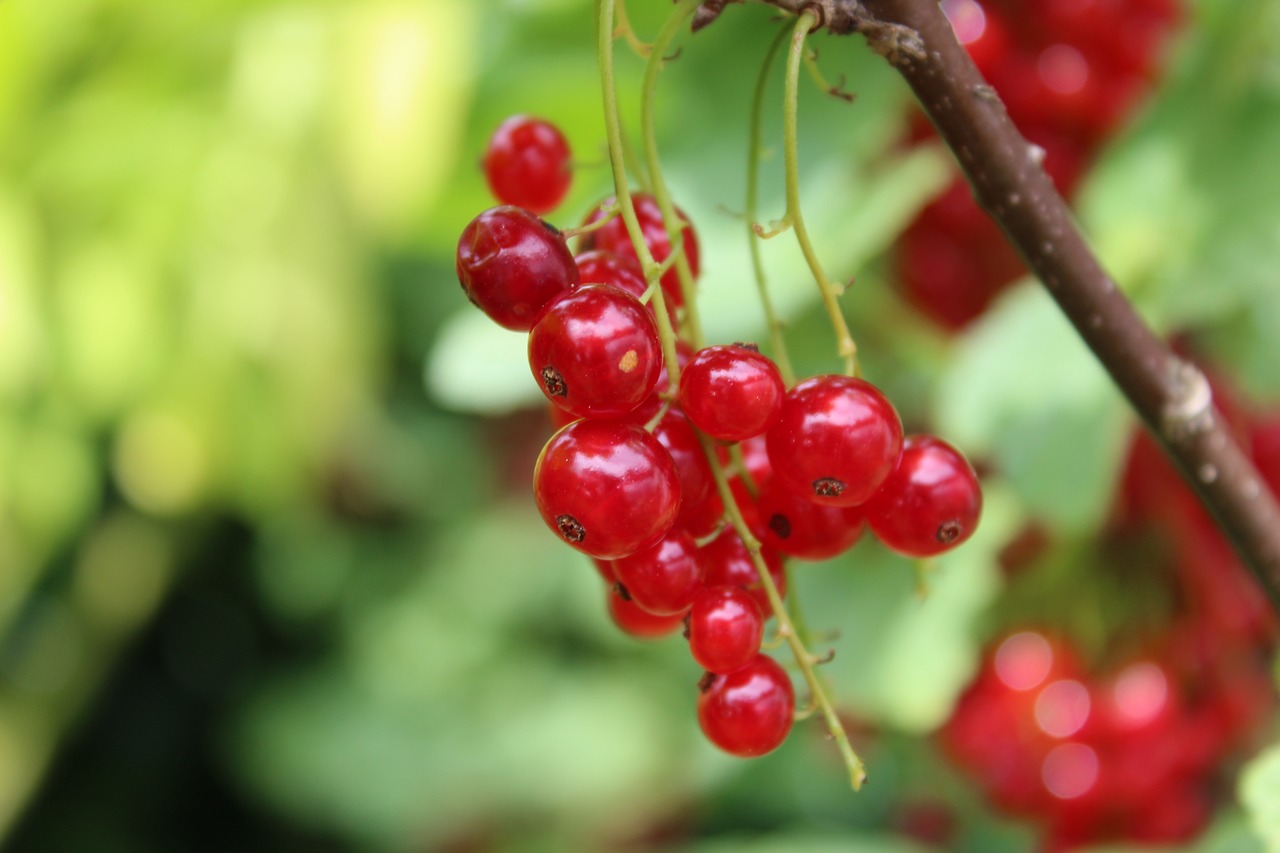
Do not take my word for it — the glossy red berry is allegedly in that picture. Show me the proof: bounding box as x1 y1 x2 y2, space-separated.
865 435 982 557
612 529 705 616
533 420 681 559
574 250 647 299
687 586 764 675
456 206 578 331
581 193 700 307
700 527 786 616
678 344 785 442
766 375 904 507
607 584 686 639
649 409 717 530
757 477 866 561
697 654 795 757
482 116 572 214
527 284 661 419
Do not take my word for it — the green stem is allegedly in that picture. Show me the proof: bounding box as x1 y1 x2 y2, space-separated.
747 25 797 386
640 0 706 349
782 12 859 377
598 0 682 385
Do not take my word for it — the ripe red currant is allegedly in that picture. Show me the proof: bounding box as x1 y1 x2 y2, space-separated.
700 527 786 616
697 654 795 757
766 375 904 507
533 420 681 559
482 115 572 214
756 477 866 561
687 585 764 675
865 435 982 557
648 409 717 530
581 193 700 308
607 584 686 639
456 206 578 331
574 250 647 299
612 529 705 616
527 284 661 419
678 344 785 442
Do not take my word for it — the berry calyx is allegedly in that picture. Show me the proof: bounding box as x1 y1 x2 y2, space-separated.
533 419 681 559
766 375 904 507
527 284 661 419
697 654 795 757
687 585 765 674
865 435 982 557
455 206 578 331
678 344 785 442
482 115 572 214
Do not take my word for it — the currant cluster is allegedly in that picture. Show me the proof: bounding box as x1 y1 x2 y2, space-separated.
940 367 1278 851
457 115 984 760
895 0 1182 328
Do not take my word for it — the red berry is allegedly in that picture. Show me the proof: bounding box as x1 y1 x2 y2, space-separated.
533 420 681 559
607 584 686 639
678 344 785 442
482 116 572 214
700 527 786 616
687 585 765 674
766 375 904 507
527 284 661 419
574 250 647 298
649 409 717 530
697 654 795 757
456 206 578 331
757 477 866 561
612 529 705 616
865 435 982 557
581 193 700 308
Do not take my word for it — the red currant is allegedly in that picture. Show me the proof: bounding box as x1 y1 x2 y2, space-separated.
455 206 578 331
574 250 647 299
533 419 681 559
649 409 717 531
687 585 764 674
527 284 661 419
612 529 705 616
607 584 686 639
766 375 904 507
757 477 866 561
865 435 982 557
678 344 785 442
482 116 572 214
581 193 700 308
697 654 795 757
700 527 786 616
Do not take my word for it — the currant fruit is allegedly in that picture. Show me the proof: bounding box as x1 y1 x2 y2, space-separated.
527 284 661 419
482 115 572 214
757 477 866 561
686 585 765 675
697 654 795 757
533 419 681 559
766 375 904 507
613 529 705 616
678 344 785 442
456 206 578 331
865 435 982 557
581 193 700 307
700 527 786 616
607 583 687 639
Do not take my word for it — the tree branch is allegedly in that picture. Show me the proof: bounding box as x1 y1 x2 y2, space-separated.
725 0 1280 612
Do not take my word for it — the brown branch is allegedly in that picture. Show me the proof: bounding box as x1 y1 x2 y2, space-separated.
848 0 1280 613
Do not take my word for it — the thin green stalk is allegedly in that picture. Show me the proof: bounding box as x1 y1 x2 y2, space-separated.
747 26 797 386
782 12 859 376
640 0 706 349
598 0 682 386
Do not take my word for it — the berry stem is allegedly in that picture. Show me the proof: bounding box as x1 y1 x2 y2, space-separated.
847 0 1280 614
696 429 868 790
746 25 798 386
598 0 683 385
641 0 708 349
781 12 859 377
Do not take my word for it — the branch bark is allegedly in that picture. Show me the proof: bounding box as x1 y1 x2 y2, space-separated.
742 0 1280 612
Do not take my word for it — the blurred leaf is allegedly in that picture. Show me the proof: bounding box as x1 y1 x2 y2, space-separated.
678 833 930 853
1241 744 1280 851
936 285 1130 534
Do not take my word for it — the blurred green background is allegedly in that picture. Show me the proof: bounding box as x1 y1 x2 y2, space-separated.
2 0 1280 851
